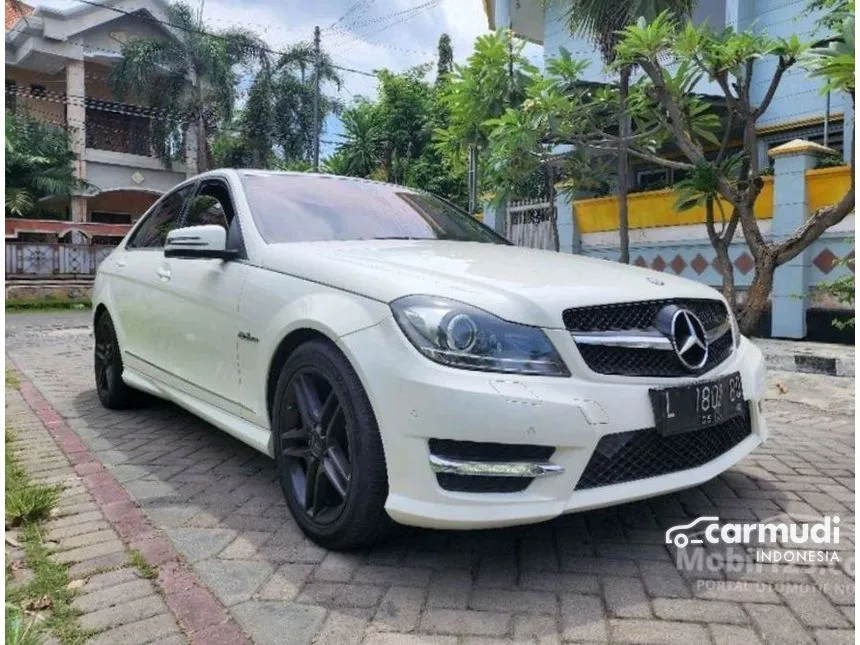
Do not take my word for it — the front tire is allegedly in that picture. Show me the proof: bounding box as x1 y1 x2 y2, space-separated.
93 312 143 410
272 339 391 550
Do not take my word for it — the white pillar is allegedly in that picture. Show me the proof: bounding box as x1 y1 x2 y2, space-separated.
66 60 87 222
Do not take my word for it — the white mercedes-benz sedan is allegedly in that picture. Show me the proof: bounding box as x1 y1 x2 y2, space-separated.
92 169 767 550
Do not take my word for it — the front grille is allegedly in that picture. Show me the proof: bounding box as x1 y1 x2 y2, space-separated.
575 409 752 490
429 440 555 494
564 299 733 377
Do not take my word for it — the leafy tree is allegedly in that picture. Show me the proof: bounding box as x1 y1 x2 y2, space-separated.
5 112 89 217
436 33 454 85
435 30 537 203
338 101 383 177
550 0 697 264
110 2 266 171
478 4 854 333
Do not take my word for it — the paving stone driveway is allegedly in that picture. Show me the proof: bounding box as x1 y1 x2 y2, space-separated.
6 312 855 645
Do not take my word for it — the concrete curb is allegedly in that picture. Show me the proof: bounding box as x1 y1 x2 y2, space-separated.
753 339 855 377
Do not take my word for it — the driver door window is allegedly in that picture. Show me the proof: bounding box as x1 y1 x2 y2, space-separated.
127 184 194 249
184 181 245 257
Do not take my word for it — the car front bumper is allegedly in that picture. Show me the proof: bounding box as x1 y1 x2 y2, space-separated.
340 317 767 530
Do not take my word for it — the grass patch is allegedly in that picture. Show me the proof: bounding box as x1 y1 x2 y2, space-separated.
5 603 42 645
129 550 158 580
5 447 60 527
5 433 94 645
5 299 91 312
6 370 20 390
6 485 61 526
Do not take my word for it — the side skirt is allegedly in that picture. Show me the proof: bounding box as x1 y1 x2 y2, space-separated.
122 367 274 457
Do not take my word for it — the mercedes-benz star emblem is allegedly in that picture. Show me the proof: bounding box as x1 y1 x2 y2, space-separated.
654 305 709 371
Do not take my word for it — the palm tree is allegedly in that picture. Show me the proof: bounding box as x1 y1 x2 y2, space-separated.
556 0 696 263
238 43 342 168
5 112 91 217
338 103 382 177
110 2 266 172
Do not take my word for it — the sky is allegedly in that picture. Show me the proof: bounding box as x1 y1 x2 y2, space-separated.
35 0 543 156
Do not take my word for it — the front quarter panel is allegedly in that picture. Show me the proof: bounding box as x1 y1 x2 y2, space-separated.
237 264 391 430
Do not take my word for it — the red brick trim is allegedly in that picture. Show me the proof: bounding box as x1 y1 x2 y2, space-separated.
14 371 251 645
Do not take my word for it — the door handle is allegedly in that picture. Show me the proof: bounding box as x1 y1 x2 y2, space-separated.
156 267 171 280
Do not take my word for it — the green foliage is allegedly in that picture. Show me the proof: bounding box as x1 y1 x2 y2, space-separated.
5 112 85 217
5 604 40 645
673 154 743 212
818 254 855 329
436 33 454 85
129 550 158 580
800 9 855 95
551 0 696 63
331 61 469 207
338 101 384 177
436 30 537 165
111 2 267 169
816 154 848 168
805 0 854 31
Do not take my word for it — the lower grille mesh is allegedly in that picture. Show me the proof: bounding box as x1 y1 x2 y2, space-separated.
575 409 752 490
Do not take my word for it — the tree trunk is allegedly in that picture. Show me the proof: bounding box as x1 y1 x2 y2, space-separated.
714 237 736 309
196 116 209 172
617 65 631 264
738 254 775 335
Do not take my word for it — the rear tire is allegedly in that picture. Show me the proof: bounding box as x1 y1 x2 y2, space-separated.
93 312 144 410
272 339 391 550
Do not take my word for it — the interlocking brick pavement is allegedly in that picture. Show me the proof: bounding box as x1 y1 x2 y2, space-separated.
6 311 856 644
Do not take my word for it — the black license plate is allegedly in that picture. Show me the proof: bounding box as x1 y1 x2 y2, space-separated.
649 372 746 436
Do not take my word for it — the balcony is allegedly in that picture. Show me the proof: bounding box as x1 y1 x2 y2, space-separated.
85 104 153 157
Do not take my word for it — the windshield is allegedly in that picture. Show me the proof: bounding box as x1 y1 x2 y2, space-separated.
240 173 510 245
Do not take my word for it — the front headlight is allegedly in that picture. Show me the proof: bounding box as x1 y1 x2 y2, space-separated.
390 295 569 377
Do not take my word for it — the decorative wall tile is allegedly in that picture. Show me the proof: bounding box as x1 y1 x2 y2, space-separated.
633 255 648 268
691 254 709 275
813 248 838 274
651 256 667 272
670 255 687 274
734 252 754 275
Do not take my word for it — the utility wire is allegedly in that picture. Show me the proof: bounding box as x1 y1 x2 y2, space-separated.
62 0 378 79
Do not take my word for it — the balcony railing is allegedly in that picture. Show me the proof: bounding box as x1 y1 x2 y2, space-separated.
85 106 153 157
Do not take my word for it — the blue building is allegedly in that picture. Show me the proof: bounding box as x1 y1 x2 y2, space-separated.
481 0 855 341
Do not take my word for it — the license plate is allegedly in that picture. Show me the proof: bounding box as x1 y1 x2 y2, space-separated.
649 372 746 437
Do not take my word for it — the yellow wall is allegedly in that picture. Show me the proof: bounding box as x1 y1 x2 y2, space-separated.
573 177 774 234
807 166 852 212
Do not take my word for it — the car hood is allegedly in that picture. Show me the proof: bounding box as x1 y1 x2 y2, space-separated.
261 240 724 329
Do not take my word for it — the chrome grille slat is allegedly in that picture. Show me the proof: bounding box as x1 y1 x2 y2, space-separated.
564 299 734 377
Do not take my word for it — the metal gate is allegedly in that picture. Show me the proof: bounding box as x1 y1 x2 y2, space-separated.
505 198 558 251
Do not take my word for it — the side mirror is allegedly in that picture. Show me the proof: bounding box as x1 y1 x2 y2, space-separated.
164 225 238 260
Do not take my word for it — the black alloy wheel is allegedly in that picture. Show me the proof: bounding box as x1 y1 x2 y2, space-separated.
280 369 352 525
93 312 142 409
273 339 390 550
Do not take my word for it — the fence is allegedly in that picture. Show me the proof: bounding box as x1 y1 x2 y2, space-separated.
505 198 558 251
6 243 114 277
